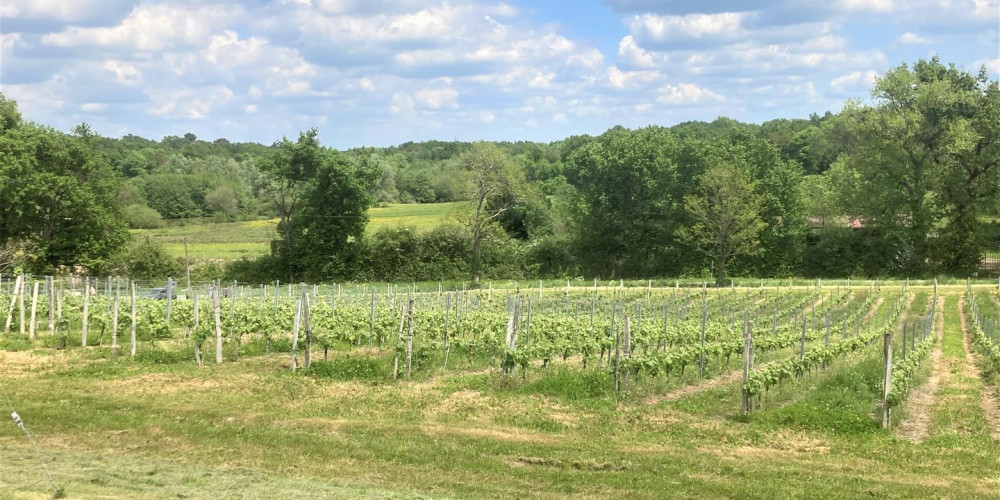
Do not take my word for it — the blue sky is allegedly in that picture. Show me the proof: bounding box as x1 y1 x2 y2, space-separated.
1 0 998 148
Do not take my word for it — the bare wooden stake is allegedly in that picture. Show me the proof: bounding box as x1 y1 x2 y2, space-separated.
47 276 54 334
405 298 415 379
28 281 39 340
213 284 223 364
4 274 22 333
741 323 754 414
393 301 406 379
303 293 312 369
613 316 622 393
81 277 90 347
18 275 26 335
111 286 120 357
622 315 632 390
130 281 137 357
290 298 301 372
881 333 893 428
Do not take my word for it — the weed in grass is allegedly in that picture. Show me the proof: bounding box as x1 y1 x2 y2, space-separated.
754 355 884 434
302 357 391 381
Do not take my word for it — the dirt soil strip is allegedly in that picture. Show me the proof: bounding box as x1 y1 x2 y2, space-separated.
958 296 1000 442
894 297 945 443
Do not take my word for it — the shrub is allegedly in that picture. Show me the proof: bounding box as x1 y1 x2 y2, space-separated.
124 204 164 229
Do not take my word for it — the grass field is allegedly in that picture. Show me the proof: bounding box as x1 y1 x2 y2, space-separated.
133 202 463 260
0 284 998 498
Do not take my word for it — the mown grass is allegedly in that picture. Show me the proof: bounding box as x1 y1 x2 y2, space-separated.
0 286 998 499
134 202 464 260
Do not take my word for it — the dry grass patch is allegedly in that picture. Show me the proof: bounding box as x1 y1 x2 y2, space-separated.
421 422 555 444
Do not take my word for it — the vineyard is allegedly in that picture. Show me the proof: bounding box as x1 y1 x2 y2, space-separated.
0 276 998 498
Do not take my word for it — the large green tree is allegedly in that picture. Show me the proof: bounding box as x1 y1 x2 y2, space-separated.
570 126 696 277
830 58 1000 274
460 142 523 284
256 129 379 281
681 163 767 285
0 95 129 273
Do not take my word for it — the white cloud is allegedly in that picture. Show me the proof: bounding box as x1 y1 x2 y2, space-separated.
1 33 22 52
147 86 234 119
838 0 893 12
553 113 567 122
656 83 723 104
607 67 661 89
981 58 1000 75
81 102 105 111
414 88 459 109
0 0 118 21
479 111 495 123
42 4 237 51
618 36 661 68
629 12 746 42
830 70 879 91
359 77 376 92
897 32 932 44
103 60 142 86
389 92 416 115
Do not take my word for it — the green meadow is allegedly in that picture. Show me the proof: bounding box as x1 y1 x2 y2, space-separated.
133 202 463 260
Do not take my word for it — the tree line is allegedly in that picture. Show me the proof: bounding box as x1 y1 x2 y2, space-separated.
1 57 997 283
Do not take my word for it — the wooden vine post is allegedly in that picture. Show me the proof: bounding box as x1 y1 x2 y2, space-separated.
130 281 137 358
28 281 39 340
613 314 622 393
290 298 301 372
111 285 120 357
393 301 406 379
18 275 26 335
741 321 755 414
405 297 415 379
213 283 223 364
622 315 632 390
81 277 90 347
303 293 312 369
47 276 54 333
4 274 21 333
881 332 893 428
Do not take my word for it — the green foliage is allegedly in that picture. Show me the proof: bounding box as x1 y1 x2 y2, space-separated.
112 236 183 281
258 129 379 281
124 204 165 229
0 96 129 273
680 162 767 285
132 174 208 219
571 126 694 278
830 58 1000 275
204 186 239 219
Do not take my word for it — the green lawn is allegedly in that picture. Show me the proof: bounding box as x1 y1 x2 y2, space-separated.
133 202 464 260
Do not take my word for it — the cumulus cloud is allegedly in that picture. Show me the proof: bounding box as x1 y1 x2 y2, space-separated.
147 85 235 119
414 87 459 109
42 4 237 51
628 12 747 43
897 32 932 44
656 83 723 104
830 70 879 93
103 60 142 86
838 0 893 13
2 0 996 146
1 0 132 22
1 33 22 52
